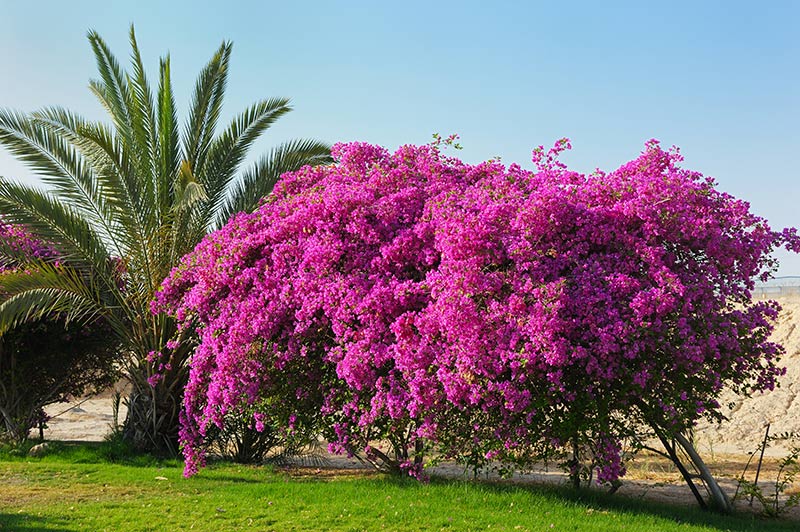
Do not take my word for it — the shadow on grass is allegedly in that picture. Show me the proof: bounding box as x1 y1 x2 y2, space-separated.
377 474 799 532
201 473 264 484
0 512 74 532
0 440 180 469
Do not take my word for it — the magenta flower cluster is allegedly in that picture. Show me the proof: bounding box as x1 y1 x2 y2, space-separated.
0 222 57 271
153 139 799 480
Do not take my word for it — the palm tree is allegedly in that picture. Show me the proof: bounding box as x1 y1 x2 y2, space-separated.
0 26 331 453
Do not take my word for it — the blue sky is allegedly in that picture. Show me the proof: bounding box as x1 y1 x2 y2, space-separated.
1 0 798 274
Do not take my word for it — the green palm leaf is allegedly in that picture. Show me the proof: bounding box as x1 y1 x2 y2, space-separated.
0 263 109 334
199 97 293 227
125 25 158 220
0 180 113 274
156 55 180 218
184 41 231 181
218 138 332 226
86 30 131 134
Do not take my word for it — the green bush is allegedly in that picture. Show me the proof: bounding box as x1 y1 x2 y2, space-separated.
0 318 119 444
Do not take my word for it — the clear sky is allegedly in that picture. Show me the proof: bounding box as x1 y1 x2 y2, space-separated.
1 0 798 274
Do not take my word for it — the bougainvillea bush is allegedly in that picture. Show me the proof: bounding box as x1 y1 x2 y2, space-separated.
0 223 118 443
154 138 799 481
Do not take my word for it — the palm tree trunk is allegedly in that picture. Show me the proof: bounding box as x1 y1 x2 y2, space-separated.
122 362 186 456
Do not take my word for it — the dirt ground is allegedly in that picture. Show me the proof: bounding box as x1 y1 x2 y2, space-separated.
693 295 800 458
42 383 128 442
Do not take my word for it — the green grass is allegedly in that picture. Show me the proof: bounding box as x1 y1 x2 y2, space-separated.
0 442 797 531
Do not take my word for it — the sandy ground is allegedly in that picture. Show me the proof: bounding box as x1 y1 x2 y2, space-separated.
42 384 128 442
694 295 800 457
40 295 800 517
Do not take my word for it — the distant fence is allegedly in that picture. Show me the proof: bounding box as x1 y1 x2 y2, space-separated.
753 276 800 298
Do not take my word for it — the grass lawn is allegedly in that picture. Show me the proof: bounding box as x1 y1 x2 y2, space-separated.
0 442 797 531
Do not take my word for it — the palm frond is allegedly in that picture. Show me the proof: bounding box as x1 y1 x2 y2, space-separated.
0 109 120 239
0 108 129 252
199 97 292 228
27 107 129 256
0 108 83 179
163 161 208 264
156 55 180 218
183 41 232 180
0 180 113 276
0 264 105 334
72 121 139 229
217 138 332 227
86 30 131 133
0 262 131 344
175 162 209 213
125 25 158 217
87 30 152 244
65 115 157 290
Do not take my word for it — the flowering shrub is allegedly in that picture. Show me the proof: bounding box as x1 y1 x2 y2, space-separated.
0 222 118 443
154 139 799 481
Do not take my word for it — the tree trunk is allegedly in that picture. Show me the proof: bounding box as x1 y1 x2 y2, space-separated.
569 435 582 489
673 432 733 513
122 390 177 455
654 429 708 510
653 426 732 513
121 366 186 456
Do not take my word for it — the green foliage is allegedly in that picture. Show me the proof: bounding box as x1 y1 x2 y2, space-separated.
207 409 314 465
0 318 118 444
